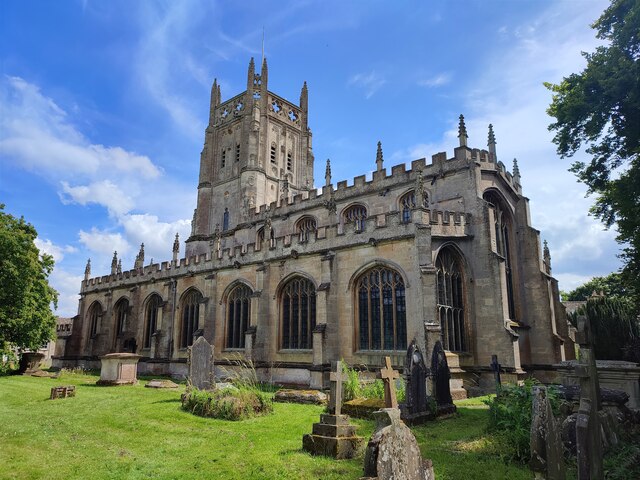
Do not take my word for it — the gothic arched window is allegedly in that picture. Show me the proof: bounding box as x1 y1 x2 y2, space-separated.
436 248 466 352
296 216 317 242
226 284 252 349
114 298 129 338
356 266 407 351
180 290 201 348
343 204 368 233
87 302 101 339
399 190 428 223
483 191 516 321
143 294 162 349
223 208 229 231
281 277 316 349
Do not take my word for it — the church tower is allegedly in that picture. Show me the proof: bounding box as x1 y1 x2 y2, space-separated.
186 58 314 257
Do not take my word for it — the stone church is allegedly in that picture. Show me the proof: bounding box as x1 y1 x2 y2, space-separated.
57 58 574 393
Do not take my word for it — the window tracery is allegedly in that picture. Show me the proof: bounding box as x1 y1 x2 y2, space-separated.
180 290 201 348
280 277 316 349
343 204 368 233
226 284 252 349
436 248 466 352
296 216 317 242
143 294 162 349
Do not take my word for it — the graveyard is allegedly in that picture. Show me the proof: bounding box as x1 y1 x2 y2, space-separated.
0 371 531 480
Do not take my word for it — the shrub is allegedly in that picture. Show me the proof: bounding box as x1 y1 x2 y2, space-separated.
484 380 559 463
569 296 639 361
181 386 273 421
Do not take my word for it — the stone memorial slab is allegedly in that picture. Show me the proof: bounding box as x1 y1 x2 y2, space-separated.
530 386 565 480
362 408 435 480
431 340 456 415
145 379 179 389
97 353 141 385
274 389 327 405
188 336 215 391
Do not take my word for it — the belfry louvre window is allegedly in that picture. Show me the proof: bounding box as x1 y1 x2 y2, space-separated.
143 294 162 349
221 149 226 168
180 290 201 348
296 216 317 242
270 144 277 164
88 303 100 338
235 143 240 162
343 204 368 233
436 248 466 352
226 284 251 349
287 152 293 171
356 267 407 351
399 190 428 223
281 277 316 349
114 299 128 337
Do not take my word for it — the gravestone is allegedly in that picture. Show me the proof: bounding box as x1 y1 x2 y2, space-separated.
431 340 456 415
574 316 603 480
302 361 363 459
378 357 400 409
362 408 435 480
530 386 565 480
490 354 502 392
402 340 434 425
97 353 141 385
187 336 215 391
50 385 76 400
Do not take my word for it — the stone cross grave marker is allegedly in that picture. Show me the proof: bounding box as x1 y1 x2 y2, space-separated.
490 354 502 391
379 356 400 409
575 315 603 480
405 340 428 415
188 336 215 390
329 360 345 415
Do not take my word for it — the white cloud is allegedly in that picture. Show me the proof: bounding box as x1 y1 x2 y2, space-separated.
34 238 77 263
79 228 131 258
348 71 386 99
60 180 134 217
49 268 83 317
0 76 161 180
418 72 451 88
120 213 192 262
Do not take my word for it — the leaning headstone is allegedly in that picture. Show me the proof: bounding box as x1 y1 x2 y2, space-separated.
402 341 434 425
490 354 502 392
530 386 565 480
187 336 215 391
97 352 141 385
302 361 363 459
574 315 603 480
362 408 435 480
431 341 456 415
378 356 400 409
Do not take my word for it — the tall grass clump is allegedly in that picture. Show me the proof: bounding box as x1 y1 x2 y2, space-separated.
341 361 406 403
484 380 559 463
181 386 273 421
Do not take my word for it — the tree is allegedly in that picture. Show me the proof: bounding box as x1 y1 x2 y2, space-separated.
0 204 58 356
564 272 628 300
546 0 640 305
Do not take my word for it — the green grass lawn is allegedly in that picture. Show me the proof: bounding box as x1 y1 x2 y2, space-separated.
0 373 531 480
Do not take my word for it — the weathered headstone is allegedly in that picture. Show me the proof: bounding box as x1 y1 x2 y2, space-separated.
530 386 566 480
362 408 435 480
378 356 400 409
187 336 215 391
431 340 456 415
302 361 363 459
50 385 76 400
575 315 603 480
96 352 141 385
490 354 502 392
402 341 434 425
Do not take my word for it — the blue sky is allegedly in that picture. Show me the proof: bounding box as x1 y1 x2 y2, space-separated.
0 0 620 316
